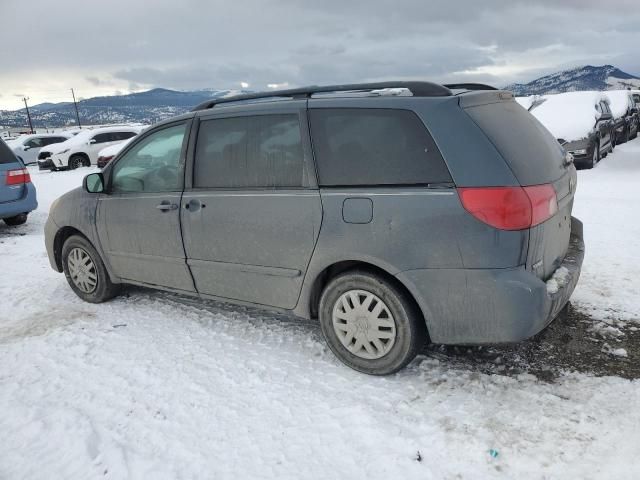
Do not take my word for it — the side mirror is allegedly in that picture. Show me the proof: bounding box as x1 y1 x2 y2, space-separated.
83 172 104 193
23 145 31 151
89 138 97 144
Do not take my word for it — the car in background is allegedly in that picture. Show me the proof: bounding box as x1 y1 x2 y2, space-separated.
38 126 142 171
606 90 639 145
0 139 37 226
526 91 614 169
97 137 136 168
6 133 72 165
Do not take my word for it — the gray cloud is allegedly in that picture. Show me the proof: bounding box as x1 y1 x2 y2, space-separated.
0 0 639 103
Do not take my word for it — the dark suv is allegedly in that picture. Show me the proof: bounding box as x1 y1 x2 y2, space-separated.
44 82 584 375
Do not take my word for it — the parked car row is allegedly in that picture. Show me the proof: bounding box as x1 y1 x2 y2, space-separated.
37 125 143 171
517 89 640 169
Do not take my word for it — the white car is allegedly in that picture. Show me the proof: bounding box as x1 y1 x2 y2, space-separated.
38 126 142 170
96 137 135 168
6 133 72 165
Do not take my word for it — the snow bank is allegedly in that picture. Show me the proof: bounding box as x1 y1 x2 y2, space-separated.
546 266 570 294
529 91 608 141
515 96 535 110
605 90 634 119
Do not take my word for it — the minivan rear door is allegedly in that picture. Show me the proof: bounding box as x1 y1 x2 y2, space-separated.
182 101 322 309
463 95 577 279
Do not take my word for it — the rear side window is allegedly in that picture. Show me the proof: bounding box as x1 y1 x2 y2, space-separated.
309 108 451 186
194 114 306 188
114 131 137 141
0 139 18 164
464 101 566 185
93 133 111 144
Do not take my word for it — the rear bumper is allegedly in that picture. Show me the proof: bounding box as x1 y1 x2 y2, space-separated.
396 217 585 344
0 183 38 219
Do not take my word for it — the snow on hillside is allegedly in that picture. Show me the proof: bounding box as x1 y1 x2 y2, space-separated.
1 143 640 478
506 65 640 96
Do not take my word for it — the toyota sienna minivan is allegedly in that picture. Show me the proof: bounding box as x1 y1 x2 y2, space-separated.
45 82 585 375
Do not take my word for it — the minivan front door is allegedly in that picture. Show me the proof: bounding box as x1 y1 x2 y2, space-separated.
96 121 195 292
181 105 321 309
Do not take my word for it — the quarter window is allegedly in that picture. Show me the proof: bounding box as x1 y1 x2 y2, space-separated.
194 114 306 188
111 123 186 193
309 108 452 186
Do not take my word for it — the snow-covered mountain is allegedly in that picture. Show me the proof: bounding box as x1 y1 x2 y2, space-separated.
505 65 640 96
504 65 640 96
0 88 244 128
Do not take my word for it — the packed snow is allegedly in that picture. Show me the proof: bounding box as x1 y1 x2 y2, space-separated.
526 91 608 142
606 90 635 119
1 143 640 479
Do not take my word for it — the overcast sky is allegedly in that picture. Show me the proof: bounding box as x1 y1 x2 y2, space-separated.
1 0 639 109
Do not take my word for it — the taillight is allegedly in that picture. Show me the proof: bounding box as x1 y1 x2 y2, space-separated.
5 168 31 186
458 185 557 231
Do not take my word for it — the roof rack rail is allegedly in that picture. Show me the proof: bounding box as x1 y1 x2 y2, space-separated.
192 81 452 110
443 83 497 91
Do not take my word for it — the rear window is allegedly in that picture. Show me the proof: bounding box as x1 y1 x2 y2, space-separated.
0 139 18 165
464 100 566 185
309 108 451 186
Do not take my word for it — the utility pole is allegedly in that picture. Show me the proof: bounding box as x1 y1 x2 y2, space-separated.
71 88 82 128
22 97 34 133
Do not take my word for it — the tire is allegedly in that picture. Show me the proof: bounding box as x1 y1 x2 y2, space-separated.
3 213 28 226
69 154 85 170
61 235 120 303
318 270 426 375
587 142 599 169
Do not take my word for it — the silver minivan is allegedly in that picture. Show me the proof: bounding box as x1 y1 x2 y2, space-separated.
45 82 585 375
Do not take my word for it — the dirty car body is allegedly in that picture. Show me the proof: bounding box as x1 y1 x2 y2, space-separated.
44 82 585 374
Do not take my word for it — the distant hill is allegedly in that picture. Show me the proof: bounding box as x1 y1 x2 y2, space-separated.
0 88 241 128
504 65 640 96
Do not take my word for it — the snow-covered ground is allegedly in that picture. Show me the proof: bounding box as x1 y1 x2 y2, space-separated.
1 143 640 479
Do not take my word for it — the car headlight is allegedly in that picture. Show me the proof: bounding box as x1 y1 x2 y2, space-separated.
57 149 70 155
570 149 587 155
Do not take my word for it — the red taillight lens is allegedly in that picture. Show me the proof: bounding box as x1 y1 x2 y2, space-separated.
5 168 31 186
458 185 557 231
524 184 558 227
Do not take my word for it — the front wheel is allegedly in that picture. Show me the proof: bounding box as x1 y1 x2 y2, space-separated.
318 270 426 375
588 142 599 168
68 155 86 170
61 235 120 303
3 213 28 226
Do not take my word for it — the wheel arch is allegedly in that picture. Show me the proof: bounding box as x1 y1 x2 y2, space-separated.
52 226 92 272
69 151 91 167
304 260 430 340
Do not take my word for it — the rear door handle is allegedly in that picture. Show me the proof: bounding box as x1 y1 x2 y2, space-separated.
156 202 178 211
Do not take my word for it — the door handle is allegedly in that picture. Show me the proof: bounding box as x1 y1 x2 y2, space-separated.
156 202 178 211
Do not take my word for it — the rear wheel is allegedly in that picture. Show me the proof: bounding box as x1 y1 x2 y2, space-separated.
318 270 426 375
61 235 120 303
3 213 28 226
